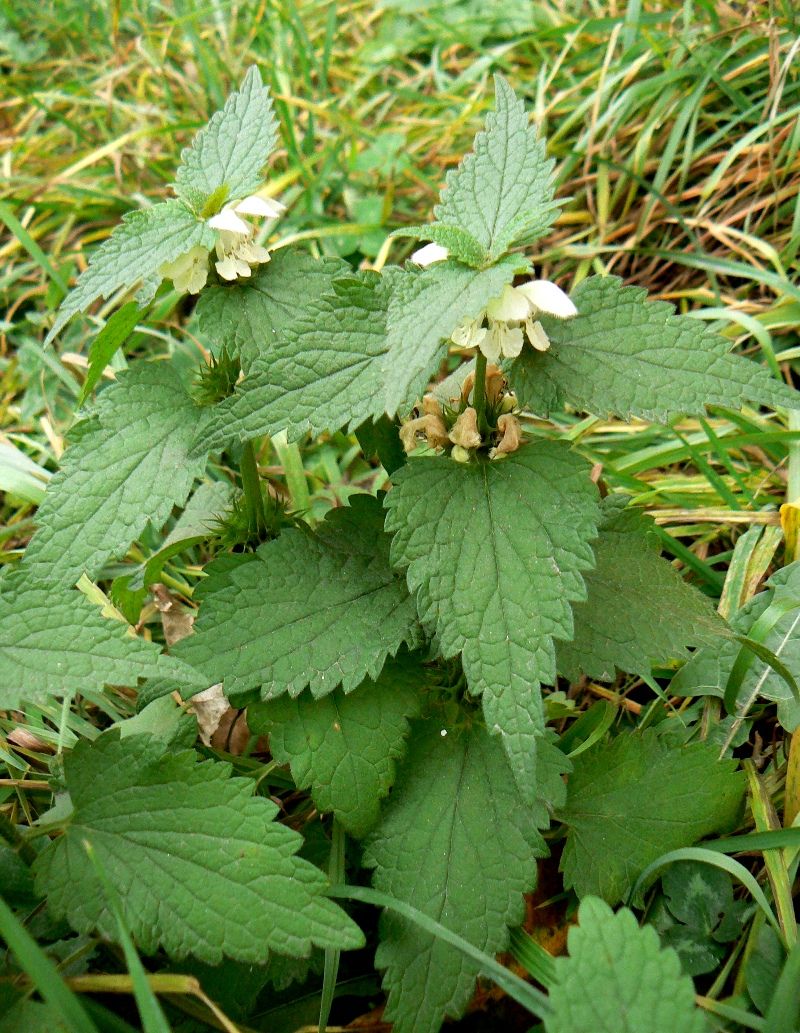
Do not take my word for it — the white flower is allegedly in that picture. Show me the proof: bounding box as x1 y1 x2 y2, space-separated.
449 277 577 360
209 195 285 282
159 244 210 295
515 278 578 353
159 193 286 293
486 285 530 323
411 241 449 266
483 320 524 361
451 317 487 350
525 319 551 352
516 279 578 319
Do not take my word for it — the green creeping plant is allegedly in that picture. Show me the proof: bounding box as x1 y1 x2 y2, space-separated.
3 66 796 1033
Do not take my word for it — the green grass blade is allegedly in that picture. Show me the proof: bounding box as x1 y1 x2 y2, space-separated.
0 200 69 296
318 820 345 1033
329 884 551 1021
0 895 99 1033
764 936 800 1033
630 846 785 946
507 926 556 988
705 828 800 853
82 842 171 1033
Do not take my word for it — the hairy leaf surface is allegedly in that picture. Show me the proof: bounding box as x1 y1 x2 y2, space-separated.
248 654 425 837
173 66 278 212
178 494 419 702
34 732 363 963
393 223 488 267
512 276 800 421
195 249 348 368
546 897 707 1033
557 498 723 681
24 363 206 586
0 579 175 708
385 444 599 799
362 719 545 1033
195 271 390 453
559 731 745 903
47 202 212 344
431 76 559 259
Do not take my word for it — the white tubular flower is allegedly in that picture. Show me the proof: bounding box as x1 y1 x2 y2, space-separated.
411 241 449 266
516 278 577 353
525 318 551 352
451 317 487 350
485 285 531 323
516 279 577 319
483 320 524 361
160 244 210 295
448 277 576 360
208 194 286 282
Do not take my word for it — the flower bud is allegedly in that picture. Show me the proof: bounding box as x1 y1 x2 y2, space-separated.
400 414 450 453
400 416 427 453
485 364 505 406
424 414 451 449
421 393 443 417
492 413 522 457
449 407 482 449
500 391 518 413
451 445 471 463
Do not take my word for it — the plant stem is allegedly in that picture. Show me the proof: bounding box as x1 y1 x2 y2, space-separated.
240 439 264 537
318 820 346 1033
273 430 312 517
472 350 489 437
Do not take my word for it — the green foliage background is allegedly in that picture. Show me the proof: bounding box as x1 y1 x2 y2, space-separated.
2 2 800 1032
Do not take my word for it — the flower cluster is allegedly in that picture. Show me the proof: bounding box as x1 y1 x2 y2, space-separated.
400 363 522 462
411 243 577 360
160 194 286 294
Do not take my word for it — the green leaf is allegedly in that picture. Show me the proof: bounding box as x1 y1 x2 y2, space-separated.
671 560 800 731
362 718 546 1033
194 271 390 454
546 897 707 1033
391 224 488 268
558 731 745 904
176 493 420 702
131 479 234 590
512 275 800 421
46 201 211 344
24 362 207 587
173 66 277 213
117 694 197 750
194 249 348 368
385 443 599 800
78 302 143 405
431 76 559 260
34 731 364 963
248 654 425 837
355 415 406 476
0 579 173 709
1 999 75 1033
557 498 723 682
382 256 521 416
